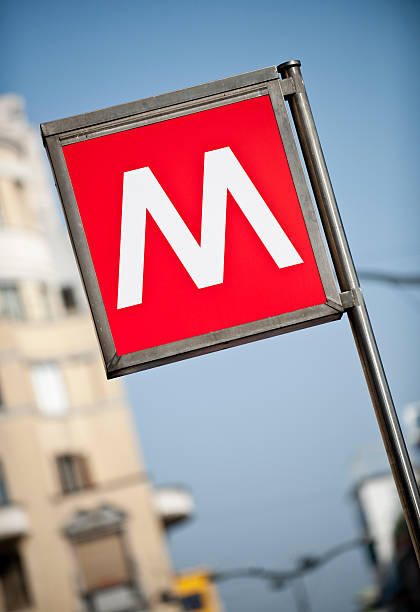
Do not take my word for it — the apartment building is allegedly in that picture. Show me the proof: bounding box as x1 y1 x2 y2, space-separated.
0 94 184 612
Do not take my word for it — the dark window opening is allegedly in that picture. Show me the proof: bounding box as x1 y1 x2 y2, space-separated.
61 286 77 313
0 285 23 321
56 455 92 494
0 383 4 412
0 460 9 506
181 593 204 611
0 545 32 611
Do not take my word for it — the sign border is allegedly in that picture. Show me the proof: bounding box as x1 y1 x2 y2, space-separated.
41 66 343 378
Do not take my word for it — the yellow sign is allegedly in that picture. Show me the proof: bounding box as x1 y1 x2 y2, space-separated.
175 569 223 612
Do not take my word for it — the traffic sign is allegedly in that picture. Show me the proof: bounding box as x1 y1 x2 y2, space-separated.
41 66 342 378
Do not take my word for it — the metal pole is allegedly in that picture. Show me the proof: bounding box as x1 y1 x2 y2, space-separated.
278 60 420 564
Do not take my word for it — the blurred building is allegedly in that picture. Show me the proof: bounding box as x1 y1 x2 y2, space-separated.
352 416 420 569
0 94 195 612
403 402 420 449
352 415 420 611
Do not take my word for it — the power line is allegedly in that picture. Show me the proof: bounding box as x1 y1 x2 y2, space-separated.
210 537 370 612
358 270 420 286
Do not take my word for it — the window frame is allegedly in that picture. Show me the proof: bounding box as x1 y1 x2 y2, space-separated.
30 361 68 416
56 454 92 495
0 546 32 611
60 285 78 314
73 532 130 593
0 460 10 506
0 284 24 321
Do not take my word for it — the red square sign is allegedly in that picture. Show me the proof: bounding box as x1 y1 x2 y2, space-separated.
42 67 341 376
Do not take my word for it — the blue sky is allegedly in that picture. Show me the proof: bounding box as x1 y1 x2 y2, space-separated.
2 1 420 610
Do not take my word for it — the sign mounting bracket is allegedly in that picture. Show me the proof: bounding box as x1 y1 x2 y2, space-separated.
339 290 355 310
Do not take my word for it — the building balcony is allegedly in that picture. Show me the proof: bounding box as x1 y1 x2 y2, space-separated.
85 584 145 612
0 225 55 283
154 486 194 528
0 504 30 540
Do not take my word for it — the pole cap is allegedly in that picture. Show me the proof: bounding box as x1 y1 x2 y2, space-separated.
277 60 301 76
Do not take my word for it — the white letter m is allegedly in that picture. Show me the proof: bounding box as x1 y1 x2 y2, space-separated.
117 147 303 308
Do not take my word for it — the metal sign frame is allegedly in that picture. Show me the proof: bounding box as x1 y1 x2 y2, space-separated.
41 66 343 378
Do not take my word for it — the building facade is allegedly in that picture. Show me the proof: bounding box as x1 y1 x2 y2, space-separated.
0 94 180 612
352 437 420 610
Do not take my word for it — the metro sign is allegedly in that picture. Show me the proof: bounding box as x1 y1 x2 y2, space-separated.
117 145 303 310
42 66 343 378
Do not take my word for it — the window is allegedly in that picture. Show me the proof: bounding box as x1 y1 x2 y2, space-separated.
56 455 92 494
30 362 68 416
61 286 78 313
74 533 129 591
0 461 9 506
0 546 32 611
0 285 23 321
